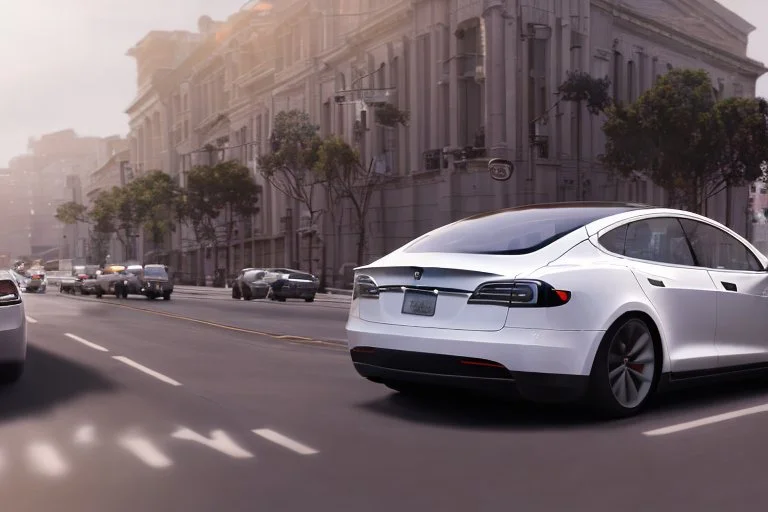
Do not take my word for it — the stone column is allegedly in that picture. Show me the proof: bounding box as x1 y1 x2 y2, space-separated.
484 0 509 210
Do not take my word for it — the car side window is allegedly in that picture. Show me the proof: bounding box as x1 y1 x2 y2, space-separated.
623 217 695 266
597 224 628 254
678 219 762 271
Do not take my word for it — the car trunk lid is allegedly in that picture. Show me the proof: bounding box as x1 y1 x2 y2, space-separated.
356 252 547 330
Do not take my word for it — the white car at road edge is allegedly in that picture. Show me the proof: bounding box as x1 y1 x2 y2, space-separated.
0 270 27 384
346 202 768 418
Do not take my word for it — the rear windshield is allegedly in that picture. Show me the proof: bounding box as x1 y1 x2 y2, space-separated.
404 206 638 255
144 267 168 278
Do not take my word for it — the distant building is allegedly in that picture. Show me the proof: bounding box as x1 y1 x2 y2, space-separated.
5 130 128 263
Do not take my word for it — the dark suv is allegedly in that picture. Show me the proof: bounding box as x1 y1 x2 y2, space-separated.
139 264 173 300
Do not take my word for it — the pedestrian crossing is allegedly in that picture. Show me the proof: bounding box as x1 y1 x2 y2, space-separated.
0 423 318 480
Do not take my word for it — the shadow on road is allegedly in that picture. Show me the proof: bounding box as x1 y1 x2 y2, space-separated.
0 345 118 422
358 391 599 431
359 376 768 430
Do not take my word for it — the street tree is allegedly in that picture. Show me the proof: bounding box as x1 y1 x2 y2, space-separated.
258 109 324 273
713 97 768 226
602 68 721 212
88 187 140 260
556 71 612 199
55 201 88 225
316 136 388 266
130 171 182 260
180 161 260 278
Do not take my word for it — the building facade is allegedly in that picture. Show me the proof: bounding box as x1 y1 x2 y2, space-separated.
125 0 766 286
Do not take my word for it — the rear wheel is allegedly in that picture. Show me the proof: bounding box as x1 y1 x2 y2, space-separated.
589 316 659 418
304 296 315 303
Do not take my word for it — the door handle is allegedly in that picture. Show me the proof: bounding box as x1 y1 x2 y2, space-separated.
722 281 737 292
647 278 665 287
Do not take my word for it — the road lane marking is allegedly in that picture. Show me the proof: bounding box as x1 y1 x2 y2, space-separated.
644 403 768 436
65 333 109 352
252 429 319 455
74 425 96 445
172 428 253 459
28 443 69 477
25 316 37 324
112 356 182 386
58 294 346 348
118 436 173 468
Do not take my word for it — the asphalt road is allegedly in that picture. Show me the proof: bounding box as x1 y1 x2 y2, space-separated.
7 291 768 511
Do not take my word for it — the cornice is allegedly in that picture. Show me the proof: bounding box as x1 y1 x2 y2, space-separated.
594 0 767 76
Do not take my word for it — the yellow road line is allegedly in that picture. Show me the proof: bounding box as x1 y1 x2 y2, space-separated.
58 295 346 349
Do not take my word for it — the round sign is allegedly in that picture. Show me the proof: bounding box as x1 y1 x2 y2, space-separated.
488 158 514 182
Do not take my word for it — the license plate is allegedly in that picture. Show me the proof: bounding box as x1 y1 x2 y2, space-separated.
401 290 437 317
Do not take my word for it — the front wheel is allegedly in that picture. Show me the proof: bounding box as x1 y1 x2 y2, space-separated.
163 291 171 301
589 316 660 418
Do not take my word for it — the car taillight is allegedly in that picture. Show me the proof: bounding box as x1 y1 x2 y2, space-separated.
353 274 379 299
467 280 570 308
0 280 21 305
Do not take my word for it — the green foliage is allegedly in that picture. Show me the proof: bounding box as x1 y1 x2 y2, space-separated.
259 110 322 181
374 104 410 127
713 97 768 188
602 68 722 211
258 109 325 245
316 136 388 264
557 71 612 114
55 201 88 225
129 171 181 248
180 161 261 247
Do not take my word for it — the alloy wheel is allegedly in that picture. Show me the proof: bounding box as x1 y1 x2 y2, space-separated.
606 319 656 409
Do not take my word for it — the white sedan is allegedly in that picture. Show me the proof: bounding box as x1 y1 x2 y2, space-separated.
0 270 26 384
346 202 768 417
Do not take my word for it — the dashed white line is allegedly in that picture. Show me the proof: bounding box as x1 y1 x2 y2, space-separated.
252 429 319 455
112 356 182 387
643 403 768 436
172 428 253 459
27 442 69 477
118 436 173 468
25 316 38 324
64 333 109 352
74 425 96 445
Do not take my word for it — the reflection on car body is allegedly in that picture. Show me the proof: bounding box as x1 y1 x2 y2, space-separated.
346 202 768 418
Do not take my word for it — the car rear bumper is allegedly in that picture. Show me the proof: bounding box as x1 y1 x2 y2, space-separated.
346 316 604 401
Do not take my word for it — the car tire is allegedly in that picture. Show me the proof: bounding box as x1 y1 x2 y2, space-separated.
0 362 24 385
244 288 253 301
232 286 241 299
304 297 315 302
588 315 661 419
163 291 171 301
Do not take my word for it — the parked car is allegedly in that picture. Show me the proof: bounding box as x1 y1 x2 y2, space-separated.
0 271 26 384
137 264 173 300
232 268 270 300
346 202 768 418
264 268 319 302
94 265 139 299
25 269 46 293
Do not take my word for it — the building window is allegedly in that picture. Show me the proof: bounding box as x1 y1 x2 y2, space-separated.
613 52 623 103
417 34 432 153
457 23 484 148
627 60 635 102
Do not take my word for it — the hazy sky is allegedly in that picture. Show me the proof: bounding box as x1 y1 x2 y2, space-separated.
0 0 764 167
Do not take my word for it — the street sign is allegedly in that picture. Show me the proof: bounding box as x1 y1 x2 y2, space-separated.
488 158 514 182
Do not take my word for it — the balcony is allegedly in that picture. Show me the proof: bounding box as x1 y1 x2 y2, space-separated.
235 62 274 88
